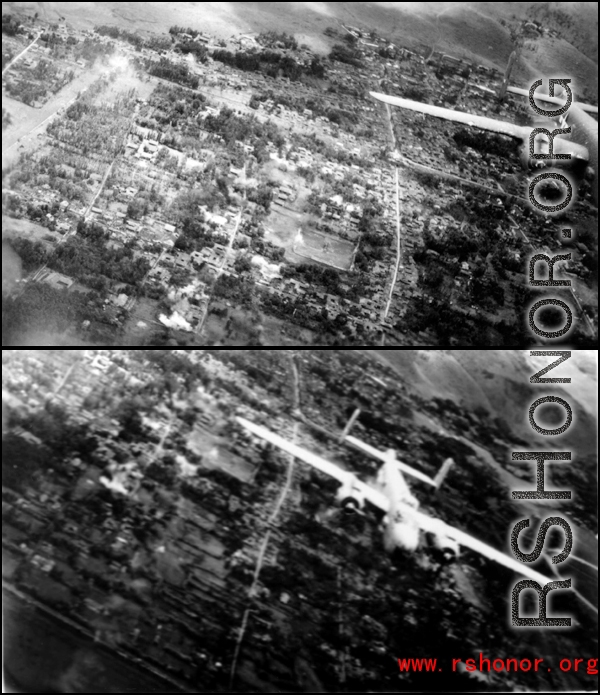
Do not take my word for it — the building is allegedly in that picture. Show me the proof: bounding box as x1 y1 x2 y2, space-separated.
39 270 75 291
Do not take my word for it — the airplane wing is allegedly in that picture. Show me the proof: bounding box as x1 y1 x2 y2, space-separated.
343 434 391 464
352 479 390 513
370 92 527 140
370 91 589 161
237 417 352 485
507 86 599 115
236 417 390 512
404 503 557 587
344 434 438 487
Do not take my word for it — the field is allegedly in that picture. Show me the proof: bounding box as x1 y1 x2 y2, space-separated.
203 300 318 346
2 216 60 246
102 66 156 103
187 427 255 482
2 66 109 168
261 313 317 346
3 589 180 693
264 205 309 264
9 330 98 347
201 85 254 115
202 301 263 347
263 178 316 260
121 297 163 346
517 36 599 101
433 5 512 66
293 228 355 270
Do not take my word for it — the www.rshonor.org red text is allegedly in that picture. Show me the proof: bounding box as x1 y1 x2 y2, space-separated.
397 654 598 675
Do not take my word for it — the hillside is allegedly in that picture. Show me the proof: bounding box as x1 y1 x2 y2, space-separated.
4 2 596 76
373 349 598 457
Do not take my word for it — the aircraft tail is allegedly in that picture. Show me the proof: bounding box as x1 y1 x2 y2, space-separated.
434 458 455 489
339 408 361 443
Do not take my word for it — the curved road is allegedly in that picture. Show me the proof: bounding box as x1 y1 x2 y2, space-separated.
2 31 43 77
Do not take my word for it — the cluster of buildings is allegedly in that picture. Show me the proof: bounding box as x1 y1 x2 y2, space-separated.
2 350 277 682
4 10 596 345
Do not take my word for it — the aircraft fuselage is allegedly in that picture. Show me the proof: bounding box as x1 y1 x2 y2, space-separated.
379 458 421 553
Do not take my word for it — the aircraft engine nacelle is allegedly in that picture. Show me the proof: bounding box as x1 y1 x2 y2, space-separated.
335 480 365 514
426 532 460 563
518 142 547 171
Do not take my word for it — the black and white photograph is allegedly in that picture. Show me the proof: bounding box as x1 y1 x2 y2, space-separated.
1 2 597 347
1 348 598 692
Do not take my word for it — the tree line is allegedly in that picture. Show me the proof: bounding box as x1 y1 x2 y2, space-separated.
329 43 363 67
174 40 208 62
211 48 326 81
141 56 200 89
169 25 204 39
257 31 298 50
2 14 23 37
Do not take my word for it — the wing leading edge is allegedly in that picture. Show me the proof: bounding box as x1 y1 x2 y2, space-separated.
370 91 589 160
370 92 527 140
237 417 350 483
236 417 390 512
506 86 599 115
344 434 438 487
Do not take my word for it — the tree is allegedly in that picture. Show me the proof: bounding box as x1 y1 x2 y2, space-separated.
115 398 145 439
1 14 22 37
6 238 48 272
423 264 444 289
175 40 208 63
127 198 147 220
329 44 362 67
147 458 178 488
257 31 298 50
234 256 253 274
309 57 326 79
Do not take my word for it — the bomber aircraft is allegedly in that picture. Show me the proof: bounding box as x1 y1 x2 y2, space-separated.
236 411 559 587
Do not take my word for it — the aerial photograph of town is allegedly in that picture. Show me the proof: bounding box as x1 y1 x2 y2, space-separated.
2 2 597 347
2 348 598 692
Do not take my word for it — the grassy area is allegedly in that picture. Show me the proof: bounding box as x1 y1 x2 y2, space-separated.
2 216 60 246
435 5 513 67
517 36 598 100
121 297 161 346
3 589 183 693
294 228 355 270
